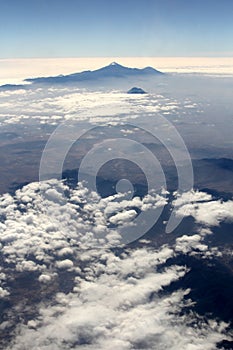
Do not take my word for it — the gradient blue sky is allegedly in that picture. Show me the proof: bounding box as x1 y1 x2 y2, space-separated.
1 0 233 58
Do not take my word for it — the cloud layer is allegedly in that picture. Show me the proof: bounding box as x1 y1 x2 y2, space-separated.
0 181 232 349
0 84 200 126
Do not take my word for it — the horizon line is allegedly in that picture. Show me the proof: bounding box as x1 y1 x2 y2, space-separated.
1 55 233 60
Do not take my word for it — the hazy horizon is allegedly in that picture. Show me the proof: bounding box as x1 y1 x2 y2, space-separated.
1 56 233 85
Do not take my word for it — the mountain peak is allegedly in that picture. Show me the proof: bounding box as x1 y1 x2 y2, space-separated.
105 62 125 69
109 62 120 66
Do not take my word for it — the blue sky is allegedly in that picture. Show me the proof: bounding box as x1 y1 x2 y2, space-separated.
0 0 233 58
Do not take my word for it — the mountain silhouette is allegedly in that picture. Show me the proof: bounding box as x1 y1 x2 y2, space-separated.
24 62 164 85
127 87 147 94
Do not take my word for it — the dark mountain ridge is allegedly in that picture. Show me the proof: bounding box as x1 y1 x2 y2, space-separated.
24 62 164 84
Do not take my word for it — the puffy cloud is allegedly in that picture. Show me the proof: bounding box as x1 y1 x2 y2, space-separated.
0 180 167 269
6 247 228 350
172 190 212 207
173 190 233 227
0 287 9 298
0 183 231 349
38 274 52 283
16 260 40 272
56 259 74 270
108 209 137 225
175 234 208 254
172 190 233 257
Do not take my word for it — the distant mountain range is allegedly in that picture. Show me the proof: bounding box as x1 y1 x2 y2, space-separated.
23 62 164 85
0 62 165 91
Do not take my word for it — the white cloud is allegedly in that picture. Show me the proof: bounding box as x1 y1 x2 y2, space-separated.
6 246 228 350
38 274 52 283
56 259 74 270
173 190 233 227
108 209 137 225
0 287 9 298
175 234 208 254
0 183 231 349
172 190 233 257
0 83 199 126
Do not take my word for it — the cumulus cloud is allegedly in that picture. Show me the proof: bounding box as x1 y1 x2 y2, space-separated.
0 180 168 266
0 183 232 349
175 234 208 254
38 274 52 283
171 190 233 258
173 190 233 227
0 287 9 298
5 251 229 350
56 259 74 270
108 209 137 225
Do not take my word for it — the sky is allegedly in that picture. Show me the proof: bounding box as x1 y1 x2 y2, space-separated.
0 0 233 58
